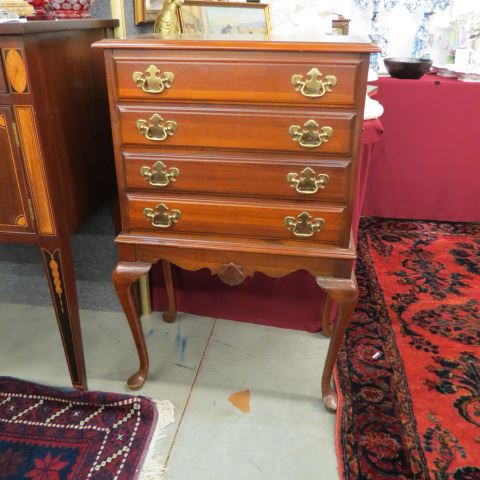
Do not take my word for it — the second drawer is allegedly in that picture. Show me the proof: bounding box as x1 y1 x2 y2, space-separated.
119 104 355 155
123 151 351 202
126 194 348 245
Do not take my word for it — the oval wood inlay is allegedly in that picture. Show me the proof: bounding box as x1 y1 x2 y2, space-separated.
0 115 6 128
15 215 26 226
5 49 28 93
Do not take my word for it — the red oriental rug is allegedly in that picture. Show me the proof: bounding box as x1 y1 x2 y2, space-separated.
336 218 480 480
0 377 174 479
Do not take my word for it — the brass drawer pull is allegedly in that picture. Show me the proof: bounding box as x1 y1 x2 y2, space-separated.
291 68 337 98
136 114 177 142
132 65 174 94
144 203 181 228
140 161 179 187
287 167 330 194
289 120 333 149
284 212 325 238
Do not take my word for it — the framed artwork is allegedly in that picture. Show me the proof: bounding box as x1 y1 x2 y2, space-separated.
134 0 164 24
332 14 350 35
134 0 270 34
180 1 270 35
180 4 204 34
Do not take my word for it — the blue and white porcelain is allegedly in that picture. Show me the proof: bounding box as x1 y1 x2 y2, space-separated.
412 10 434 58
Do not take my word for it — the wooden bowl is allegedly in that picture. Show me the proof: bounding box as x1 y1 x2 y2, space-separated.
384 57 433 79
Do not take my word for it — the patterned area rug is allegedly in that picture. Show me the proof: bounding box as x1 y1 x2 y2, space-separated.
336 218 480 480
0 377 174 479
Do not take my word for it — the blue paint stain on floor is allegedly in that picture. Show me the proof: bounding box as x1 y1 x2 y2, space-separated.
176 324 187 362
146 328 155 339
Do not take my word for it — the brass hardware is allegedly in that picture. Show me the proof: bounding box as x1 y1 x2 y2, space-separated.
284 212 325 238
140 161 179 187
12 122 20 148
27 198 35 225
136 114 177 142
287 167 330 194
132 65 175 94
291 68 337 98
144 203 181 228
289 120 333 149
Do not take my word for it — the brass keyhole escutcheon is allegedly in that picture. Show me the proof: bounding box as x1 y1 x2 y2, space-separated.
287 167 330 194
140 161 179 187
289 120 333 149
144 203 181 228
291 68 337 98
132 65 175 94
284 212 325 238
136 114 177 142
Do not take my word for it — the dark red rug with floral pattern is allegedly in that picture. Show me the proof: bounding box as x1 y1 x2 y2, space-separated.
0 377 173 479
336 218 480 480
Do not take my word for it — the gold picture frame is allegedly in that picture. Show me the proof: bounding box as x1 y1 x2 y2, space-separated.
134 0 163 24
135 0 270 34
180 1 270 35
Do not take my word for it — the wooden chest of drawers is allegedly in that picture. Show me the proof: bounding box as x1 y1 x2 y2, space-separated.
95 34 378 412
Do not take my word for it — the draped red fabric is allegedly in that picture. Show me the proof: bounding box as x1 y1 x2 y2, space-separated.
363 74 480 222
151 121 383 332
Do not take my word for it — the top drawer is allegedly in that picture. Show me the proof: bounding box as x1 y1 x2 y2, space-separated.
113 51 361 107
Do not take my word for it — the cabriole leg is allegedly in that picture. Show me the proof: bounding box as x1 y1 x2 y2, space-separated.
317 273 358 413
112 261 152 389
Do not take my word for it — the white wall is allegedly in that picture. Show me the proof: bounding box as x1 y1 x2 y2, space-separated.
268 0 479 65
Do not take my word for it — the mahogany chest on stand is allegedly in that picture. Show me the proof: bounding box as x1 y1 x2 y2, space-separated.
95 34 378 411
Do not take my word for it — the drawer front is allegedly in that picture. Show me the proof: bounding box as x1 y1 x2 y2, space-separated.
124 151 351 202
127 194 348 245
119 105 355 155
0 106 34 233
0 59 7 93
115 54 360 106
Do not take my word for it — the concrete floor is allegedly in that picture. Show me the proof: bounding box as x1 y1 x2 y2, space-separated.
0 303 338 479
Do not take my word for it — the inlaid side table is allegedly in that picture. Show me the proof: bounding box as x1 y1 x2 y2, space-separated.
0 20 117 389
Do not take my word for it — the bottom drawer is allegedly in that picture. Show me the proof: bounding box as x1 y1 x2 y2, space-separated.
127 194 348 245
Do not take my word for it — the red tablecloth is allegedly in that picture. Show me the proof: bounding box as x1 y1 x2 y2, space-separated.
362 74 480 222
151 120 383 332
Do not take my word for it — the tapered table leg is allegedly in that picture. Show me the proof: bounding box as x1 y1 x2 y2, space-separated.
112 261 152 389
317 273 358 413
40 238 86 390
161 260 177 323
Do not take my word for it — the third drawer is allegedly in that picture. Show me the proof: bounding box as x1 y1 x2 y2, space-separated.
123 150 351 202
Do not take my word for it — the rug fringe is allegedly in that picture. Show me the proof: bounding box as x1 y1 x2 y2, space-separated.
137 399 175 480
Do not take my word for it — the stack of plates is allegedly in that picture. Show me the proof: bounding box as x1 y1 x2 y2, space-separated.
432 64 480 82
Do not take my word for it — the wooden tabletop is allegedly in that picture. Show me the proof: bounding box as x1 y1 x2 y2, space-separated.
0 19 118 35
94 33 380 53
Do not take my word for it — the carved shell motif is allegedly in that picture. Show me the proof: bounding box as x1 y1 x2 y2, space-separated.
217 263 246 287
